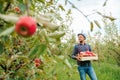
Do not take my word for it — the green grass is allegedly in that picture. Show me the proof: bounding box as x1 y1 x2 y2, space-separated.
1 57 120 80
93 62 120 80
53 60 120 80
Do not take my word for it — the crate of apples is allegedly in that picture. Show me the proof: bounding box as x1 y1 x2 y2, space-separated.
78 51 98 61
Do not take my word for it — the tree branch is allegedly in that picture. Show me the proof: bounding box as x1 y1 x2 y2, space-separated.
4 2 11 12
25 0 31 16
67 1 91 23
103 0 108 6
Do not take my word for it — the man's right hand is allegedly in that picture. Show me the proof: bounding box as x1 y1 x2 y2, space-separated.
76 54 81 61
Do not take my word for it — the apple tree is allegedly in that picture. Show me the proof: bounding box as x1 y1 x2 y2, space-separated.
0 0 74 79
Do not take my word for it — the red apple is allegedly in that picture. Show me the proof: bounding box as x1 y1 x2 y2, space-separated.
15 16 37 37
35 63 40 67
34 58 41 63
15 7 20 12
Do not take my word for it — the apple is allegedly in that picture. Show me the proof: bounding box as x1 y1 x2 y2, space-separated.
15 16 37 37
15 7 20 12
34 58 43 67
35 63 40 67
34 58 41 63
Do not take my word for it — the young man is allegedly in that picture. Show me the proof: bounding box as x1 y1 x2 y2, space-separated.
71 33 97 80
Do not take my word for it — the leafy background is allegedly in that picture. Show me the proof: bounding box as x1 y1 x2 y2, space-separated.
0 0 120 80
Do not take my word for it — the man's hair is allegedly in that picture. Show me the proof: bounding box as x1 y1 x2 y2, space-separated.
77 33 86 40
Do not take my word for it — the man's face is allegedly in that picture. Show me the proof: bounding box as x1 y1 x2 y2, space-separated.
78 35 85 42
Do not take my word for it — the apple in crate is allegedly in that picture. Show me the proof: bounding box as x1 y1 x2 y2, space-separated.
79 51 98 61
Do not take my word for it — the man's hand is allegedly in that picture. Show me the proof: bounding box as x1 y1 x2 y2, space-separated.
76 54 81 61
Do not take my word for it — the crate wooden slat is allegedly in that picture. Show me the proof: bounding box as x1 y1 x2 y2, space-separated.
80 55 98 61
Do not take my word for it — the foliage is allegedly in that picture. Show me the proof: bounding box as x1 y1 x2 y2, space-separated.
102 20 120 66
0 0 73 79
0 0 120 80
86 16 120 80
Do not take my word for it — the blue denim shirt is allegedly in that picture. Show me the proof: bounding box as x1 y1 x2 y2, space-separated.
71 43 92 65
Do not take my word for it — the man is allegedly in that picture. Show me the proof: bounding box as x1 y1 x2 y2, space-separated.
71 33 97 80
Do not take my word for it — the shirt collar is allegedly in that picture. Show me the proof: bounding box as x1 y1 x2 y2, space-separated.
79 43 86 45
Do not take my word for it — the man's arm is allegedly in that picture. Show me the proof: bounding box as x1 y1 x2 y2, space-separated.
71 45 78 60
88 45 92 51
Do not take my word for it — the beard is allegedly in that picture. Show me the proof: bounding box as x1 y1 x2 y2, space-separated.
80 41 83 43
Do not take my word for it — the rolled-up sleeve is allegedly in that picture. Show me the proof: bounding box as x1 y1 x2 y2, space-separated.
71 45 78 60
88 45 92 51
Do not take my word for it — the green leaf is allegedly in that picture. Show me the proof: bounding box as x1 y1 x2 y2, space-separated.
67 9 71 15
0 14 19 23
18 3 26 12
65 0 68 5
17 0 24 3
0 3 3 13
58 55 65 60
37 44 47 56
94 20 101 29
90 22 94 32
0 26 15 37
59 4 65 11
64 59 72 69
28 44 41 58
47 0 53 5
48 31 65 39
103 15 116 21
72 5 76 8
17 56 29 63
103 0 108 6
0 42 4 54
6 55 19 68
28 44 47 58
42 29 49 44
38 0 45 3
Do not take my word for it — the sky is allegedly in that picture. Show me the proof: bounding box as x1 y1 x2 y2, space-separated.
59 0 120 35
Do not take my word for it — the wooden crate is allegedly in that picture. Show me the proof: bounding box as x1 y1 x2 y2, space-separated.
80 55 98 61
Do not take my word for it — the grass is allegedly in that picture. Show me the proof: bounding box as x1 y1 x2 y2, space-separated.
53 59 120 80
93 62 120 80
1 57 120 80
